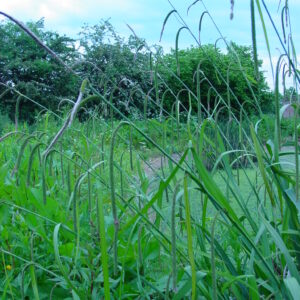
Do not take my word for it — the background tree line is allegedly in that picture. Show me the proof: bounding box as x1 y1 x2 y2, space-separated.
0 18 274 122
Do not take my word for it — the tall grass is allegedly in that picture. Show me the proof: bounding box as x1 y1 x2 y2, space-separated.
0 0 299 299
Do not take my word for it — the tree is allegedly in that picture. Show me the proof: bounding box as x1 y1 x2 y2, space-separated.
0 18 273 123
76 20 153 118
0 19 79 121
157 43 273 118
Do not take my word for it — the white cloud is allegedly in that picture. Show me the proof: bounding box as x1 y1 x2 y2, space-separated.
0 0 142 19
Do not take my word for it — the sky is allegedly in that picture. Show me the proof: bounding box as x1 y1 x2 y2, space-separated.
0 0 299 88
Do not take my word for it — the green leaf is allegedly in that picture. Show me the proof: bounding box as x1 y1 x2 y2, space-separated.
97 197 111 300
53 224 83 299
159 10 177 42
183 175 196 300
261 217 300 282
284 277 300 300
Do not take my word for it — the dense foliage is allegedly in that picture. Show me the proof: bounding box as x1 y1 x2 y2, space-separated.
0 18 273 122
0 19 79 120
158 43 273 116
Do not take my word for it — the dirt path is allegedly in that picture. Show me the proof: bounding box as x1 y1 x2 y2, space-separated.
143 153 182 177
143 146 299 177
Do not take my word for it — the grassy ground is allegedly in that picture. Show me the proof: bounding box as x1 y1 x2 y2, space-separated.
0 114 299 299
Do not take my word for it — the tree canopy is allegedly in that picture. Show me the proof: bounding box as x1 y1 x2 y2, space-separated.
0 19 79 120
0 18 274 122
157 43 273 117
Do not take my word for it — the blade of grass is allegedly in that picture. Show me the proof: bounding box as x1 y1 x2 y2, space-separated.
96 197 111 300
53 224 83 299
183 174 196 300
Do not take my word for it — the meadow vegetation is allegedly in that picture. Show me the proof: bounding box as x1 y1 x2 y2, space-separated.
0 1 299 299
